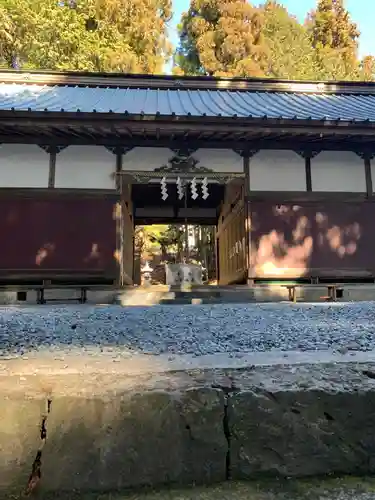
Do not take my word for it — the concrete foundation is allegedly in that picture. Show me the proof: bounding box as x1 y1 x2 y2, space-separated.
2 361 375 496
3 283 375 306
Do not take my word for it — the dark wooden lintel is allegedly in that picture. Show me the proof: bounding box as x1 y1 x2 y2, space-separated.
105 145 134 155
4 111 375 138
233 148 259 158
171 147 198 157
39 144 67 154
9 134 375 154
247 191 369 202
294 149 321 159
356 151 375 161
0 187 119 199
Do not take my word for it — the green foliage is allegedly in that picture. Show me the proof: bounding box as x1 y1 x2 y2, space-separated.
0 0 374 81
135 225 184 261
174 0 269 77
175 0 375 82
307 0 362 80
0 0 172 72
360 55 375 81
262 1 317 80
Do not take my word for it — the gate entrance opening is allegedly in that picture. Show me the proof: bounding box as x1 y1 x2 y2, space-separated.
133 223 217 285
118 168 247 286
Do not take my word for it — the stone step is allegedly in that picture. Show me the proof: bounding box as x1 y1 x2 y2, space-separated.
114 283 375 306
3 283 375 306
2 363 375 496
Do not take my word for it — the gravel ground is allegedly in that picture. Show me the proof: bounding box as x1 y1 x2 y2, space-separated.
0 301 374 358
13 478 375 500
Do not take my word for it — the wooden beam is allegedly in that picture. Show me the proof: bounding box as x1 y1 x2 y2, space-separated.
295 150 320 192
0 187 119 199
48 147 57 188
305 156 312 192
355 151 374 198
3 111 375 137
242 154 252 285
115 149 122 191
3 133 375 154
247 191 368 202
365 157 373 197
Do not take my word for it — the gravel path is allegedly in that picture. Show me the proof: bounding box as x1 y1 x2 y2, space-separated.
0 301 374 358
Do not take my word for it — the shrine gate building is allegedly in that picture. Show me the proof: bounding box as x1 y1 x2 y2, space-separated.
0 69 374 286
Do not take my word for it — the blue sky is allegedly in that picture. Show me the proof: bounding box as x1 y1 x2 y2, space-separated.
170 0 373 58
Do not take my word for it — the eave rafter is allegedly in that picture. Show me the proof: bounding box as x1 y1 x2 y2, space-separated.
0 112 374 156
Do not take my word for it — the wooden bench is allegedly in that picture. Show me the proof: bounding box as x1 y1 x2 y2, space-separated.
35 284 89 305
0 283 114 305
283 284 344 303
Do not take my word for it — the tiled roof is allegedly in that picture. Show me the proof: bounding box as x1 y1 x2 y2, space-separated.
0 72 375 123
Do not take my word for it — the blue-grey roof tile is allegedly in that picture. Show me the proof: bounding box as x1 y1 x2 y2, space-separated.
0 82 375 122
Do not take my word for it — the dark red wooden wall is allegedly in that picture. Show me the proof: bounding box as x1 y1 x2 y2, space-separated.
250 200 375 279
0 196 117 277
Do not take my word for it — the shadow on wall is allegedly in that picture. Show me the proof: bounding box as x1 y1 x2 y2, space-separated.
0 197 117 272
250 201 370 279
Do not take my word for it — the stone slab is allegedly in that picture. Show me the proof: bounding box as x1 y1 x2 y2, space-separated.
228 363 375 478
3 363 375 496
42 387 226 492
0 371 228 495
0 396 46 495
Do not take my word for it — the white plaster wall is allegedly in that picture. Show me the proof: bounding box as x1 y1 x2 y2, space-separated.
250 150 306 191
311 151 365 192
122 148 174 171
193 149 243 172
0 144 49 188
55 146 115 189
122 148 244 173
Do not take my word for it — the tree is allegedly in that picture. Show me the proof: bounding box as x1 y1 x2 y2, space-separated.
135 224 185 263
174 0 269 77
262 1 317 80
307 0 362 80
0 0 172 73
360 55 375 81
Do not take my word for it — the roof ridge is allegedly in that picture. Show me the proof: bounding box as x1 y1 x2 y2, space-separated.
0 70 374 95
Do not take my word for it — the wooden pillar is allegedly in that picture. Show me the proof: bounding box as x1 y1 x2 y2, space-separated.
232 148 259 285
305 155 312 192
295 149 320 192
243 154 252 285
106 146 134 286
38 145 67 188
214 227 220 284
356 151 374 198
48 147 57 188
